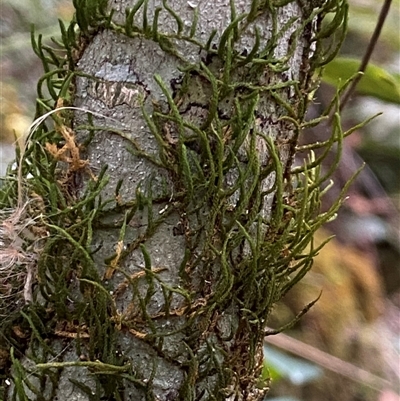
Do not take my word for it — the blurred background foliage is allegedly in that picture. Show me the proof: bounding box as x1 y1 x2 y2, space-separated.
0 1 399 400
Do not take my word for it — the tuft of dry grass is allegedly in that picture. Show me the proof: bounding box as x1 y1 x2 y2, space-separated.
0 202 40 315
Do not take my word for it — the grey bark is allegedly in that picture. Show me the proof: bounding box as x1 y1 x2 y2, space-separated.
6 1 318 400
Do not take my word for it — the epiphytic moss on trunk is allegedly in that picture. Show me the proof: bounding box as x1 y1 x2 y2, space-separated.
0 1 373 400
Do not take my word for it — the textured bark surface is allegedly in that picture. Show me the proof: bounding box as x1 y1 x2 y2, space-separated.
2 0 337 400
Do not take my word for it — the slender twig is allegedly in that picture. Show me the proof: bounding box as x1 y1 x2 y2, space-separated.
265 331 393 392
339 0 392 111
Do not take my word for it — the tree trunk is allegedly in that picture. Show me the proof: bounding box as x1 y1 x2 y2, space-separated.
1 0 348 400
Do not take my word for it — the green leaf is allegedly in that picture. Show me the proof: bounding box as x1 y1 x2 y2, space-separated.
263 345 323 385
322 57 400 104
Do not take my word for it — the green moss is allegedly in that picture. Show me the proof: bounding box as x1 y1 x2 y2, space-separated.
0 0 359 400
